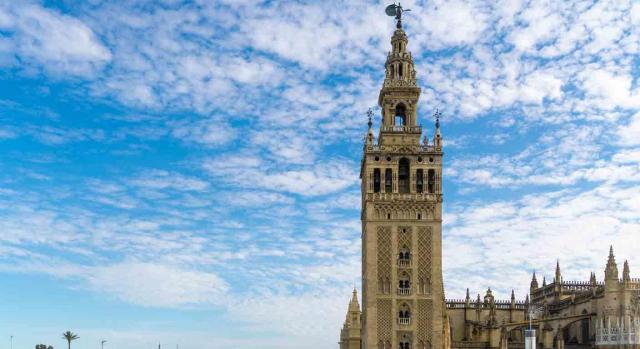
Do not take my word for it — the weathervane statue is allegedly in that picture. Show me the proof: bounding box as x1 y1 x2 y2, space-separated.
385 2 411 28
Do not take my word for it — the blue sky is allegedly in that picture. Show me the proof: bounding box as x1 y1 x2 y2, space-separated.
0 0 639 348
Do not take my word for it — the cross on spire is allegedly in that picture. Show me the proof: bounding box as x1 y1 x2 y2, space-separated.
367 108 373 129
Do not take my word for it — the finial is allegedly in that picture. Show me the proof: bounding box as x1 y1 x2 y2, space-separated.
367 108 373 129
434 109 442 129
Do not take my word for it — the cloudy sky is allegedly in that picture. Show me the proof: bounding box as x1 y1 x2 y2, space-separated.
0 0 639 348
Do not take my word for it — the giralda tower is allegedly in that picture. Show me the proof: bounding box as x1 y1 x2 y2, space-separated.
360 7 446 349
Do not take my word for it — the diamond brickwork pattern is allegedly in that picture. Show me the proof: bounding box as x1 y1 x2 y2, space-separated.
377 226 392 292
398 226 412 252
418 227 432 292
417 299 433 343
378 299 392 343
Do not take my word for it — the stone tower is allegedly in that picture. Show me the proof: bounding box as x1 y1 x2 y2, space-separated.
360 11 445 349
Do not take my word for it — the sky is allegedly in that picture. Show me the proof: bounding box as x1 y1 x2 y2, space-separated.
0 0 639 348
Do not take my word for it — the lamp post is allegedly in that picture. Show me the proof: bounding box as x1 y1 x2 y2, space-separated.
526 305 543 349
10 335 13 349
101 340 107 349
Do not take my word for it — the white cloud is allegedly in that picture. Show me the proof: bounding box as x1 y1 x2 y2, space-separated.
444 183 640 298
221 191 294 207
203 155 358 196
617 112 640 146
129 170 210 192
0 128 16 139
86 262 228 307
1 3 111 76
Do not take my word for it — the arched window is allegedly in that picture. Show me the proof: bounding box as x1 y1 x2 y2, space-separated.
398 303 411 325
399 341 411 349
398 272 410 295
398 63 403 77
398 245 411 267
399 158 410 193
373 168 381 193
390 65 395 78
395 104 407 126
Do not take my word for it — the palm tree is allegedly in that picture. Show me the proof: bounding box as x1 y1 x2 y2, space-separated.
61 331 79 349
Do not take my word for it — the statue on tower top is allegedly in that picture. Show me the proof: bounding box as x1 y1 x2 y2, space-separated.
385 3 411 28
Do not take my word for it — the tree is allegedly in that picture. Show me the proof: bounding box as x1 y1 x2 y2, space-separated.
61 331 79 349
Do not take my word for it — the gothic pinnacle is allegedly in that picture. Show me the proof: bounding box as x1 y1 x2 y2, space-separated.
623 260 631 282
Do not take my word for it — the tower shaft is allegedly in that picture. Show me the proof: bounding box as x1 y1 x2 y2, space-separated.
361 21 445 349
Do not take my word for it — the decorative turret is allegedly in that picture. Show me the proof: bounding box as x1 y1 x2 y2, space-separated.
542 276 547 287
465 288 471 307
484 288 495 305
510 290 516 307
590 272 597 285
339 288 362 349
623 260 631 284
605 246 619 281
554 260 563 300
349 288 360 313
530 271 539 290
381 15 417 90
555 260 562 284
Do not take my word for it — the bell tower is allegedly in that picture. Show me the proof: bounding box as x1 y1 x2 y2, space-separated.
361 5 445 349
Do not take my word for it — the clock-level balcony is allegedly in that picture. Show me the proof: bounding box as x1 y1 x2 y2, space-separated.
380 125 422 134
365 192 440 201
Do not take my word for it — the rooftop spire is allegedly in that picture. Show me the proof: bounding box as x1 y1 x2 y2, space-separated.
531 271 539 289
555 260 562 283
605 245 619 280
349 288 360 311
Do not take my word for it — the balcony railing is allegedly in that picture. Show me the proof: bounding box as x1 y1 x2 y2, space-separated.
398 318 410 326
398 259 411 268
380 125 422 133
398 288 410 296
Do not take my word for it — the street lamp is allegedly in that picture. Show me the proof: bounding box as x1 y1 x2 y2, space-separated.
101 340 107 349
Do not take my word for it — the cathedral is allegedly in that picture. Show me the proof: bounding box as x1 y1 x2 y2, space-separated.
338 8 640 349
